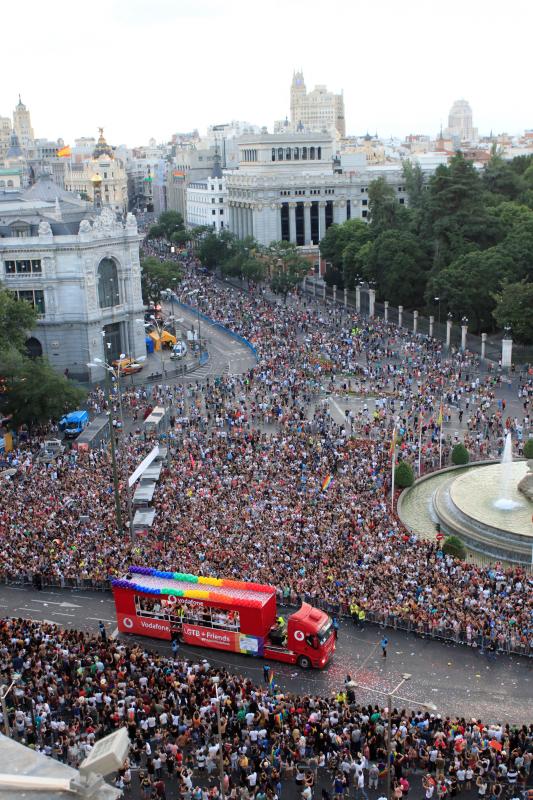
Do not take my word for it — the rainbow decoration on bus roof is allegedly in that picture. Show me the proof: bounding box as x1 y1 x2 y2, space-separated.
110 567 275 609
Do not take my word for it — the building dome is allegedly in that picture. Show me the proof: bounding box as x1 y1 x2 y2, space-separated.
93 127 113 159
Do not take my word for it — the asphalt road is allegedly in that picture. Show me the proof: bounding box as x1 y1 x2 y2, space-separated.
2 585 531 725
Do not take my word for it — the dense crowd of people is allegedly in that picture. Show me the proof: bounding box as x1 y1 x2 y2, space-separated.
0 262 532 657
2 617 532 799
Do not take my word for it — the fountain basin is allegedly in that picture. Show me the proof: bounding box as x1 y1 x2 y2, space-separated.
398 461 533 566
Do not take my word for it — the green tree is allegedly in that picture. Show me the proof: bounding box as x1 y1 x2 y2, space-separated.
483 154 523 200
395 460 414 488
492 281 533 344
320 219 372 280
170 229 190 247
427 247 514 331
197 230 235 268
402 160 426 213
141 257 181 303
523 439 533 459
422 153 497 270
267 241 310 299
0 284 38 355
148 211 185 241
1 355 85 430
451 443 470 465
367 230 428 308
368 177 400 232
442 535 466 560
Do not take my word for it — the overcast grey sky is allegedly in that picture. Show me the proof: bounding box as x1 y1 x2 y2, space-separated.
2 0 531 146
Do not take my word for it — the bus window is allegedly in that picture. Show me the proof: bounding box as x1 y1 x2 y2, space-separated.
146 598 241 632
135 595 167 619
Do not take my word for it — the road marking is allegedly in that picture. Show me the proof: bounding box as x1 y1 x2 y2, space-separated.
110 628 119 640
51 611 75 617
0 604 8 608
87 617 114 623
16 607 44 613
328 396 346 423
43 619 62 625
30 600 83 608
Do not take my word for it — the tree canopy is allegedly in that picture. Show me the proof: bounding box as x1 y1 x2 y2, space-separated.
147 211 185 241
319 151 533 335
140 257 182 304
0 283 85 429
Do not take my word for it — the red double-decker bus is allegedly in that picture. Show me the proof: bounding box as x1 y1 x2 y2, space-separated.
112 567 335 669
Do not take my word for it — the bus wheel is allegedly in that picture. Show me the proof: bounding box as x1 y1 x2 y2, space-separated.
297 655 311 669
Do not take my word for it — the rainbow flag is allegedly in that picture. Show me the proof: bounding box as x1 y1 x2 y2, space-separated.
321 474 333 493
269 670 275 690
437 403 443 427
57 145 71 158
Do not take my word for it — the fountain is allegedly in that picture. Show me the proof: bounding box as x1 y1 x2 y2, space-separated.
397 435 533 566
494 432 523 511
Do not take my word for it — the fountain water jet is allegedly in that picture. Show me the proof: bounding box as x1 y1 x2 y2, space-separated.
492 432 522 511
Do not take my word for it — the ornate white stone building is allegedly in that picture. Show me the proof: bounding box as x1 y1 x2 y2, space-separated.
64 129 128 214
0 176 145 381
186 175 227 231
226 133 408 247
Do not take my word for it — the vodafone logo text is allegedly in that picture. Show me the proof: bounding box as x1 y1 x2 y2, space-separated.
139 619 169 632
122 617 134 629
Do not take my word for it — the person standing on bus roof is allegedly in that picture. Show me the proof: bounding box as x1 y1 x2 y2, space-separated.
263 664 271 683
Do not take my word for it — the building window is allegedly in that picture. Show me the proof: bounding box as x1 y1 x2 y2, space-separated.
4 259 42 274
294 147 299 160
219 184 222 190
219 197 223 202
219 209 224 214
212 198 215 203
278 148 284 161
302 147 307 160
15 289 45 315
399 198 405 204
286 147 291 160
362 199 368 206
362 210 368 218
317 147 322 159
309 147 315 159
212 209 216 214
97 258 120 308
272 148 276 162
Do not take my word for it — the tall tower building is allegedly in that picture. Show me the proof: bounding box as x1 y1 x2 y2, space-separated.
290 70 307 125
288 71 345 138
13 95 34 150
445 99 476 142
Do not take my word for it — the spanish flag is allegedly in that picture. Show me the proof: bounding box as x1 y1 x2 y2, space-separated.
57 145 71 158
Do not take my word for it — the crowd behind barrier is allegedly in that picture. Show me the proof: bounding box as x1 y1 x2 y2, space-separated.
176 298 259 362
1 259 532 664
1 616 532 800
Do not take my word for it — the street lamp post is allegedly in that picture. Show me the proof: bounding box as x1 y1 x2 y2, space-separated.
434 296 441 327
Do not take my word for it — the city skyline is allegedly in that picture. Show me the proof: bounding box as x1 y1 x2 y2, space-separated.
1 0 532 146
